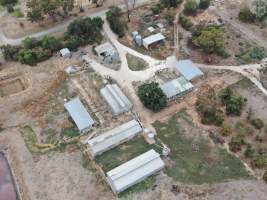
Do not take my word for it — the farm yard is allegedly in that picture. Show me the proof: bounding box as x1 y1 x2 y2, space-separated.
0 0 267 199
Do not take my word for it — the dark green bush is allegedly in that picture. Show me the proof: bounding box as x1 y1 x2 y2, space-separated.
238 7 256 23
250 118 264 129
106 6 126 38
229 134 245 153
179 14 194 31
251 155 267 168
244 144 254 158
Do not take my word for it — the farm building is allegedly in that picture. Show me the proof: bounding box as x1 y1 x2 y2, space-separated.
100 84 133 115
175 60 204 81
142 33 165 49
94 42 119 63
106 149 165 193
160 77 194 102
87 120 142 157
64 97 94 133
59 48 71 58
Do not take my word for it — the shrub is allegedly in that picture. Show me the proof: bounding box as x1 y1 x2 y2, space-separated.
255 135 263 143
250 118 264 129
179 14 194 31
0 45 20 61
229 134 245 153
18 49 38 65
61 128 79 138
263 170 267 183
251 155 267 168
6 4 14 13
238 7 256 23
199 0 211 9
249 47 265 60
220 87 247 116
184 0 198 15
151 3 163 14
106 6 126 38
138 82 167 112
220 121 232 136
244 144 254 158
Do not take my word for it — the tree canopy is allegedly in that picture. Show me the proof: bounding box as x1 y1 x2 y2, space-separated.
138 82 167 112
184 0 198 15
192 26 224 54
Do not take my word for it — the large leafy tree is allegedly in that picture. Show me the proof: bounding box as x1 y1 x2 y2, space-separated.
238 7 256 23
184 0 198 15
192 26 224 54
138 82 167 112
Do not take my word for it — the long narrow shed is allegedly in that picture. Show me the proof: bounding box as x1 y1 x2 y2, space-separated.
160 77 194 102
87 120 142 157
64 97 94 133
175 59 204 81
106 149 165 193
142 33 165 49
100 84 133 115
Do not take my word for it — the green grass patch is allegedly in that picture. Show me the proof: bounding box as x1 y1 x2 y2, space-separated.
126 53 148 71
11 9 24 18
153 112 250 184
20 126 57 154
61 127 79 138
96 136 159 172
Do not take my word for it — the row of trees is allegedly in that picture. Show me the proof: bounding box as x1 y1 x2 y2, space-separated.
26 0 75 22
1 16 104 65
0 0 17 6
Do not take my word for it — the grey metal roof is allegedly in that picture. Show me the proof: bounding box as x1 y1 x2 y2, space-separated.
107 149 165 193
142 33 165 46
94 42 116 56
160 77 194 99
64 97 94 132
100 84 133 115
87 120 142 157
175 60 204 81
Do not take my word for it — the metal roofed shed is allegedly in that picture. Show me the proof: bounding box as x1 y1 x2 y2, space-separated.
106 149 165 193
142 33 165 49
175 60 204 81
94 42 119 63
87 120 142 157
64 97 94 133
59 48 71 58
160 77 194 102
100 84 133 115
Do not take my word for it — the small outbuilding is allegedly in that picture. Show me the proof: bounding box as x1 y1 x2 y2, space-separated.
160 77 194 102
100 84 133 115
106 149 165 193
64 97 94 133
142 33 165 49
59 48 71 58
87 120 142 157
175 60 204 81
94 42 119 63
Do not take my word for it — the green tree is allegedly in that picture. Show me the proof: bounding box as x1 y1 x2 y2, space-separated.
41 36 62 51
22 37 40 49
18 49 38 65
138 82 167 112
192 26 224 54
199 0 210 9
184 0 198 15
27 0 44 22
106 6 126 38
238 7 256 23
61 0 74 17
179 14 194 31
161 0 182 8
0 0 17 6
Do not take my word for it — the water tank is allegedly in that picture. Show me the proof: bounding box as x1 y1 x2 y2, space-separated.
135 35 142 46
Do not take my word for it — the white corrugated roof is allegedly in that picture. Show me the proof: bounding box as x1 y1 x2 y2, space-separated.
107 149 165 193
175 60 204 81
60 48 70 56
100 84 133 115
160 77 194 99
142 33 165 46
64 97 94 132
87 120 142 157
